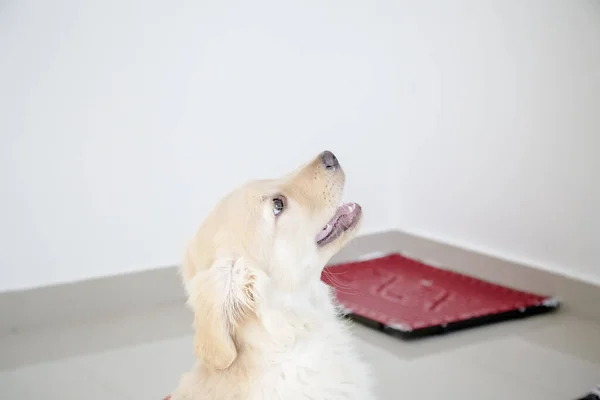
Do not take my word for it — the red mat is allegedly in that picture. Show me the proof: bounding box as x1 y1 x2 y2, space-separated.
321 253 558 337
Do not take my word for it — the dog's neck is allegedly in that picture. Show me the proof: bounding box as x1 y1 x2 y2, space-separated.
262 270 334 310
239 277 338 349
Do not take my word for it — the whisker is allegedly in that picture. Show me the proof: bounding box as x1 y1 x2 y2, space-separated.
323 268 357 295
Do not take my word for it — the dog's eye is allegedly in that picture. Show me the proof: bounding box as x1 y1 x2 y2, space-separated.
272 196 286 216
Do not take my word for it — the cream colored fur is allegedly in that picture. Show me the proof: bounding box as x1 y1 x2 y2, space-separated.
172 152 374 400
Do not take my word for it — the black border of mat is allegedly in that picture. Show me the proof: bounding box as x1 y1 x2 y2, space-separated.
342 300 560 339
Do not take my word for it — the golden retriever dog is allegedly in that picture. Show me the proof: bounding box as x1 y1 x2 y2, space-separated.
171 150 374 400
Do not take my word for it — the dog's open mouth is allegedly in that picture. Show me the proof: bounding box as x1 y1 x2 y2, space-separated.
316 202 362 246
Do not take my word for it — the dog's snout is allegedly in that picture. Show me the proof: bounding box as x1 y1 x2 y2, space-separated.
321 150 339 170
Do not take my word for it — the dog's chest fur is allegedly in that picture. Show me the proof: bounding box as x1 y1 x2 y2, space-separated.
244 284 373 399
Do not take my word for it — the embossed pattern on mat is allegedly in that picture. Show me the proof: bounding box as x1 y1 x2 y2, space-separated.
321 253 558 336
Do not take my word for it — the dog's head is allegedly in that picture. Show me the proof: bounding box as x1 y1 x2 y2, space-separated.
183 150 362 369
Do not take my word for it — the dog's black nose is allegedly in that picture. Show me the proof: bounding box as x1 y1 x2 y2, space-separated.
321 150 339 169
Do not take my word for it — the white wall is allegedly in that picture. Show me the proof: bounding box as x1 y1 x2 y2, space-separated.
1 1 598 291
390 1 600 285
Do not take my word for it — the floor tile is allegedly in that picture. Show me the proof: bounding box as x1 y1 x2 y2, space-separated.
403 358 555 399
354 331 555 399
446 335 600 398
0 304 192 371
521 315 600 365
69 335 195 400
0 358 129 400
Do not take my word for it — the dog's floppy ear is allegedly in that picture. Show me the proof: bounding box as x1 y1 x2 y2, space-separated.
186 256 256 370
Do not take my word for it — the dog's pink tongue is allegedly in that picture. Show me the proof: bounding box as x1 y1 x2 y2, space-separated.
316 222 334 242
317 203 353 242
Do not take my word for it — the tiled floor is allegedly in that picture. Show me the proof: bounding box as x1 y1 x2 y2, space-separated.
1 305 599 399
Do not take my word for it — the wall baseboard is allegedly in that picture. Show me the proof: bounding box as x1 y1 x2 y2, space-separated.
1 230 599 335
